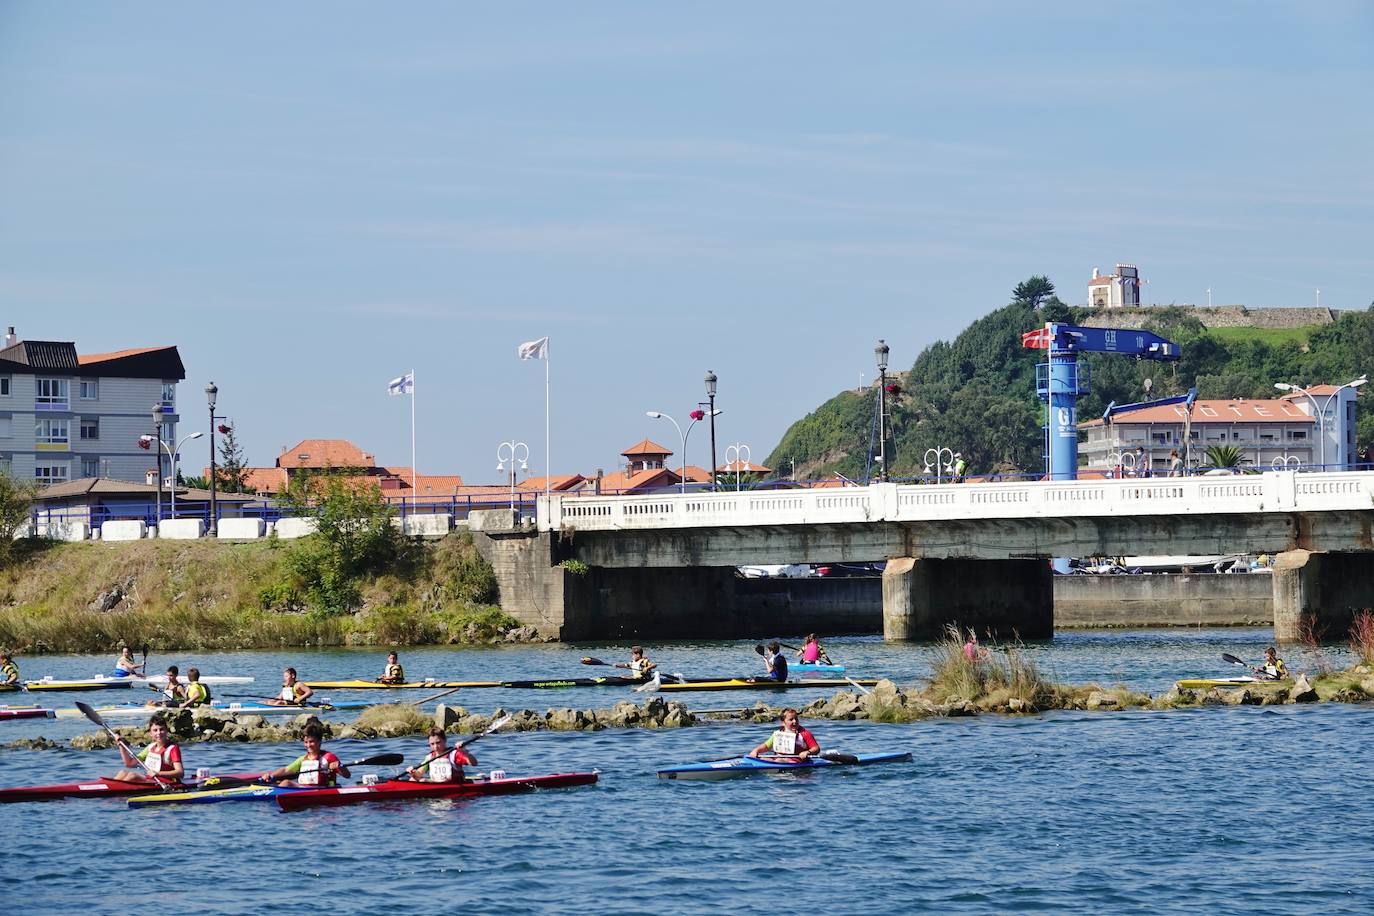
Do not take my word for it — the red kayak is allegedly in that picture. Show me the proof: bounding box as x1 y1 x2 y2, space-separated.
276 771 599 812
0 774 255 803
0 707 55 721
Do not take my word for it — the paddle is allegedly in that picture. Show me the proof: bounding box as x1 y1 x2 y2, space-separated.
74 700 173 789
581 656 611 667
844 677 872 695
200 752 407 791
1223 652 1278 681
395 714 513 781
818 750 860 765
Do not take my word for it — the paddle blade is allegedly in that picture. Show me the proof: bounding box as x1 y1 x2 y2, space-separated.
1221 653 1248 667
581 657 609 667
74 700 106 728
350 753 405 768
753 644 765 655
820 750 860 765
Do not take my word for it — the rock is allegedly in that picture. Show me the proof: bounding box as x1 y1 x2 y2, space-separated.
827 693 863 720
5 737 61 750
89 588 124 612
71 732 115 750
502 625 543 643
233 715 268 730
545 708 582 731
376 719 418 738
191 710 230 734
1007 697 1027 712
1289 674 1318 703
1358 677 1374 696
334 726 357 740
435 704 467 729
456 714 490 734
662 705 694 728
1258 688 1289 706
1085 691 1120 710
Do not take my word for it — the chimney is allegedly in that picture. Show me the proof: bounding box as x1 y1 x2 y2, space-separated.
1091 268 1100 280
2 327 15 349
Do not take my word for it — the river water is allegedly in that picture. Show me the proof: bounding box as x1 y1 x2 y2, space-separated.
3 629 1370 914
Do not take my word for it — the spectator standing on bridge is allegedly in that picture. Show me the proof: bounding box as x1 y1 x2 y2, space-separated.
952 453 968 483
1168 449 1183 477
1133 446 1151 478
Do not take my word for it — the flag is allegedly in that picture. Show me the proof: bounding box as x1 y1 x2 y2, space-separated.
517 336 549 360
1021 326 1053 350
387 371 414 396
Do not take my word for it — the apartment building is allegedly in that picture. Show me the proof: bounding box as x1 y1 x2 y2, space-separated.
0 328 185 485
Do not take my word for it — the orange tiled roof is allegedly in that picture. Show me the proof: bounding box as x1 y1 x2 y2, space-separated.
517 474 586 491
597 467 681 493
241 467 289 493
1280 385 1359 398
1081 398 1315 427
277 439 376 469
621 438 673 457
1087 277 1113 286
77 346 170 365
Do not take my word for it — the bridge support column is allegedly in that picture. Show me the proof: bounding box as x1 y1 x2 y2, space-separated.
1272 549 1374 644
882 557 1053 641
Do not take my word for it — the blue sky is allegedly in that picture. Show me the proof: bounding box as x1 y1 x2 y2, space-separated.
2 2 1371 481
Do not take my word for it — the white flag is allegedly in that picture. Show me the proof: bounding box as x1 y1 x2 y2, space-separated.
386 371 414 396
517 336 549 360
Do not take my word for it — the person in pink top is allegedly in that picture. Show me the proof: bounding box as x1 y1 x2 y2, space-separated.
795 634 832 665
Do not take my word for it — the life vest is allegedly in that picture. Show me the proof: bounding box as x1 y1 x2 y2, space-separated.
801 643 820 663
162 681 183 702
767 654 788 681
279 685 297 703
297 752 338 787
142 742 179 774
629 658 651 676
1 661 17 683
186 682 211 706
384 664 405 681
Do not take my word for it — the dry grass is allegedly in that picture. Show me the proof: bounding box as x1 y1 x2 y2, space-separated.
927 625 1056 709
1349 609 1374 666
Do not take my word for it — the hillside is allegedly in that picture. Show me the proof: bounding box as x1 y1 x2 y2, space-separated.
768 289 1374 479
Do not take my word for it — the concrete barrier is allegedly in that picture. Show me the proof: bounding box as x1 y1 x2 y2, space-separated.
158 518 205 540
42 521 91 542
391 514 452 538
273 517 318 539
102 520 147 541
217 518 266 540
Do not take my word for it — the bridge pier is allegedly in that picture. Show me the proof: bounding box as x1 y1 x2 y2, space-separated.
881 557 1054 641
1272 549 1374 643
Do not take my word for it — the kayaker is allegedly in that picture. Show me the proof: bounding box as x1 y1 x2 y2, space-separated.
1 650 18 687
614 646 657 680
262 721 349 787
761 642 789 681
378 652 406 684
795 634 832 666
152 666 186 706
113 647 145 678
113 713 185 783
406 726 477 783
962 630 989 663
747 708 820 761
267 667 314 706
1254 647 1288 681
179 668 212 709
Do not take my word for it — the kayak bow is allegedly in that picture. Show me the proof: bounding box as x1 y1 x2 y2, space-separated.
0 706 55 721
276 771 599 811
0 774 255 803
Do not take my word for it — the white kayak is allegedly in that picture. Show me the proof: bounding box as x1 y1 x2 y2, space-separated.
55 699 372 719
24 674 254 692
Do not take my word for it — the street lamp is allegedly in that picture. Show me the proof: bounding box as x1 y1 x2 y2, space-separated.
704 370 718 492
923 446 955 484
646 410 708 494
143 431 203 519
496 440 530 515
725 442 751 491
875 339 890 482
1274 375 1367 470
150 404 164 527
205 382 218 536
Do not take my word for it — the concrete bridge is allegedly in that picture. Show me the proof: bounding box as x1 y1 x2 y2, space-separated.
470 471 1374 642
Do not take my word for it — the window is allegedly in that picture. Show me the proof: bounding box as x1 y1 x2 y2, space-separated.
35 378 69 408
35 418 69 446
0 456 10 475
0 418 9 438
1289 430 1307 440
161 381 176 408
81 456 101 478
0 377 9 396
80 379 99 400
34 464 69 485
80 418 99 440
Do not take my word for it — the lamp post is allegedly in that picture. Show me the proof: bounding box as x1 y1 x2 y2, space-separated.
725 442 751 491
1274 375 1368 470
205 382 218 536
705 370 718 492
144 432 203 519
923 446 954 484
150 404 164 527
646 410 706 494
875 339 890 482
496 440 530 516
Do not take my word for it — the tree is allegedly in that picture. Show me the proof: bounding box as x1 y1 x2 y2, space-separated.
1012 276 1056 310
216 424 251 494
1204 445 1248 471
0 472 34 565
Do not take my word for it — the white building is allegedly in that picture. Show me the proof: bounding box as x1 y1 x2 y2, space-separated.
1088 264 1142 309
0 328 185 485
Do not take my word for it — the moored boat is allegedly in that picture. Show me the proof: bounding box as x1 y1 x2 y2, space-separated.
657 751 912 781
276 771 599 811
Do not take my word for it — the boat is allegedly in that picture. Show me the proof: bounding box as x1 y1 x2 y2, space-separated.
1174 676 1287 690
790 663 846 674
53 700 374 720
657 678 879 693
500 676 645 689
275 771 599 811
0 706 56 721
127 782 304 807
657 751 912 781
303 679 501 690
21 674 254 692
0 774 254 803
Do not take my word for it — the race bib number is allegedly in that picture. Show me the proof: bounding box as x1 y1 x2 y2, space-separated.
145 750 163 772
429 759 453 782
299 761 321 786
772 731 797 755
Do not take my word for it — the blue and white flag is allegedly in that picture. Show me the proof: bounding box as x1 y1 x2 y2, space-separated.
387 371 414 396
517 336 549 360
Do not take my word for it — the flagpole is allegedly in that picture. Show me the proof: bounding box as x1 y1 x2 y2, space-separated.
545 341 551 497
411 367 417 500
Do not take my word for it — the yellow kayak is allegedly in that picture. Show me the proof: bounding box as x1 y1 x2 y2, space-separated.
303 680 501 689
1174 676 1288 690
658 678 878 693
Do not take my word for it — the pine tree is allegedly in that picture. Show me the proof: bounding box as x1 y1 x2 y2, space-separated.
216 423 251 493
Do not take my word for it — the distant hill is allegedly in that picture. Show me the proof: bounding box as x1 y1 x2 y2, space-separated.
767 293 1374 480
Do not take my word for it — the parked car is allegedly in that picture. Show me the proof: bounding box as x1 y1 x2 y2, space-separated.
737 564 814 579
813 562 885 578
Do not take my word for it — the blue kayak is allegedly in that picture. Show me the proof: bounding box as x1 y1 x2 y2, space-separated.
657 751 911 781
790 663 846 674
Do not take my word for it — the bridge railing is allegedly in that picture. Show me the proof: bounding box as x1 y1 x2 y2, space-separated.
538 470 1374 532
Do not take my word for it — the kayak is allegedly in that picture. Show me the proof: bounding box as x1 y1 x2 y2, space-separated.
0 774 255 803
500 676 644 689
1175 676 1288 689
53 700 374 720
658 678 879 693
127 782 306 807
791 663 846 674
0 706 56 720
276 771 599 811
658 751 912 781
303 680 501 690
22 675 254 692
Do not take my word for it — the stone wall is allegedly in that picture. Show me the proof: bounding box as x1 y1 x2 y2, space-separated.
1082 305 1340 330
1054 572 1272 627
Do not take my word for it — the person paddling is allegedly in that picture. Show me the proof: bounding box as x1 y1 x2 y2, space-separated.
151 666 186 706
113 713 185 783
614 646 657 680
747 708 820 761
1 650 18 688
1254 646 1288 681
267 667 314 706
179 668 212 709
761 642 789 682
406 726 477 783
113 647 145 678
795 634 832 666
378 652 406 685
261 721 349 787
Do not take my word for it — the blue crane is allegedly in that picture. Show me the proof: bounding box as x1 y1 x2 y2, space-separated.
1021 323 1182 481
